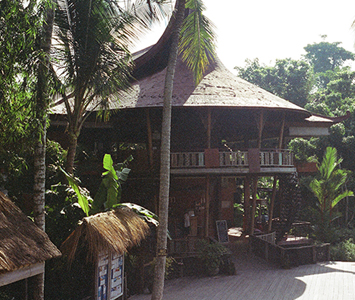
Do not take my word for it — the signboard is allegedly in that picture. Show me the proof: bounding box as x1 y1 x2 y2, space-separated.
97 251 124 300
110 253 124 299
216 220 229 243
97 252 109 300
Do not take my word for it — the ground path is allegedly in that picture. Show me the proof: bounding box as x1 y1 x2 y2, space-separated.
129 248 355 300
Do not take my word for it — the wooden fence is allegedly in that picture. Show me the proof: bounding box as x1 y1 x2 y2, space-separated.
250 233 330 268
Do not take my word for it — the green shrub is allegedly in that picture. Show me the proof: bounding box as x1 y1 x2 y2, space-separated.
196 240 228 276
330 238 355 261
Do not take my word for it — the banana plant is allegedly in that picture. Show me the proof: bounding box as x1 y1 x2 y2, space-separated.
62 154 158 226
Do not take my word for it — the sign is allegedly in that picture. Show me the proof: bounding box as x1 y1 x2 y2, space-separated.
110 253 124 299
97 251 124 300
216 220 229 243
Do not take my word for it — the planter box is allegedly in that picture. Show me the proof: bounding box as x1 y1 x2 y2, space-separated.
295 162 318 173
250 234 330 268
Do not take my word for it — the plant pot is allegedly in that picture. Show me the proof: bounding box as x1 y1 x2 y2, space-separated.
207 266 219 276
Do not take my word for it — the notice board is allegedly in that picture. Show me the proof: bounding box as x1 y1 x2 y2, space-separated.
216 220 229 243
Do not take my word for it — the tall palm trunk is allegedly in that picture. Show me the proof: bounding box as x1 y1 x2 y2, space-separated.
66 133 79 174
151 1 185 299
31 3 55 299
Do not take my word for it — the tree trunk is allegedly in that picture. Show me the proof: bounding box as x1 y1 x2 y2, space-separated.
151 1 185 299
31 3 54 299
66 133 79 174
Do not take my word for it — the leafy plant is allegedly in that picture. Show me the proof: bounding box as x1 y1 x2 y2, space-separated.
196 239 228 276
330 239 355 261
309 147 353 223
62 154 158 226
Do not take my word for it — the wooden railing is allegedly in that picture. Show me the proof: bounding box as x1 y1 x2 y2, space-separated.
256 232 276 245
219 151 248 167
171 152 205 168
171 149 294 169
260 149 293 167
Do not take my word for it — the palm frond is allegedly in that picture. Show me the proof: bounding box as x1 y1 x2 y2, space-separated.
331 190 353 209
179 0 216 85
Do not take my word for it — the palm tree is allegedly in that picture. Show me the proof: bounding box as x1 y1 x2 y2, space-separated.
31 1 55 298
309 147 353 239
151 1 215 299
52 0 169 174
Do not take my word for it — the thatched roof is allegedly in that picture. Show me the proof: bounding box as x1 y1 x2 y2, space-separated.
0 192 61 274
61 208 150 263
51 55 311 118
111 57 310 117
50 4 347 127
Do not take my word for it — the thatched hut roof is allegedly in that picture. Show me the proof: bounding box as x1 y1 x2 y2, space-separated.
0 192 61 274
61 208 150 263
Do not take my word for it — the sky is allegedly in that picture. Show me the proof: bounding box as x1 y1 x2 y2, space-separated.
132 0 355 72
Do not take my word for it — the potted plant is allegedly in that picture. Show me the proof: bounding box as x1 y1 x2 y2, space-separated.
196 239 228 276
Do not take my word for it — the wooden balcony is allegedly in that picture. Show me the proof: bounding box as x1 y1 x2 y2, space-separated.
170 149 296 175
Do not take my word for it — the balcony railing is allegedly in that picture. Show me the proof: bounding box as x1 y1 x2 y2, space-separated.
219 151 248 167
171 149 294 169
171 152 205 168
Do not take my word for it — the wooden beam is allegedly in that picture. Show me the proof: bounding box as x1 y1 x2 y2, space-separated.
0 262 44 287
250 176 258 235
268 176 278 233
207 108 212 149
278 112 286 149
205 175 211 237
255 110 266 149
146 109 154 168
243 175 251 234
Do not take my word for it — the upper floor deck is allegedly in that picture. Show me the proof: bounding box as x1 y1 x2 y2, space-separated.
170 148 295 175
118 148 297 176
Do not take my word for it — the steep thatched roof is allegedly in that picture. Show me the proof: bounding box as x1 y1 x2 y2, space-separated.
0 192 61 274
50 4 345 127
61 208 150 263
111 57 310 117
51 55 311 118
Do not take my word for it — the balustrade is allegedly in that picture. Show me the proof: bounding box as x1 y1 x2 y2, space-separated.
170 149 294 169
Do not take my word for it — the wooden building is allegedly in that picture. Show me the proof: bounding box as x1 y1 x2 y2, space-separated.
50 9 347 251
0 192 61 292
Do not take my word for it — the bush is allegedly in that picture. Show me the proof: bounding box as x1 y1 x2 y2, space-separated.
196 240 228 276
330 238 355 261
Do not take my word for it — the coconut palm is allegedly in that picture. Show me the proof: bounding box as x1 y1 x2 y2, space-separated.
152 1 215 299
52 0 170 174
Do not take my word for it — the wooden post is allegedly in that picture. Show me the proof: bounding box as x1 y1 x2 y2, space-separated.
207 108 212 149
243 175 251 234
255 110 266 149
278 112 286 149
257 111 263 149
25 278 28 300
205 175 211 237
250 176 258 235
146 109 154 168
268 176 278 233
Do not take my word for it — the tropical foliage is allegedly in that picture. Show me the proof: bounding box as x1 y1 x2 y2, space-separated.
52 0 170 174
309 147 353 223
63 154 159 224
